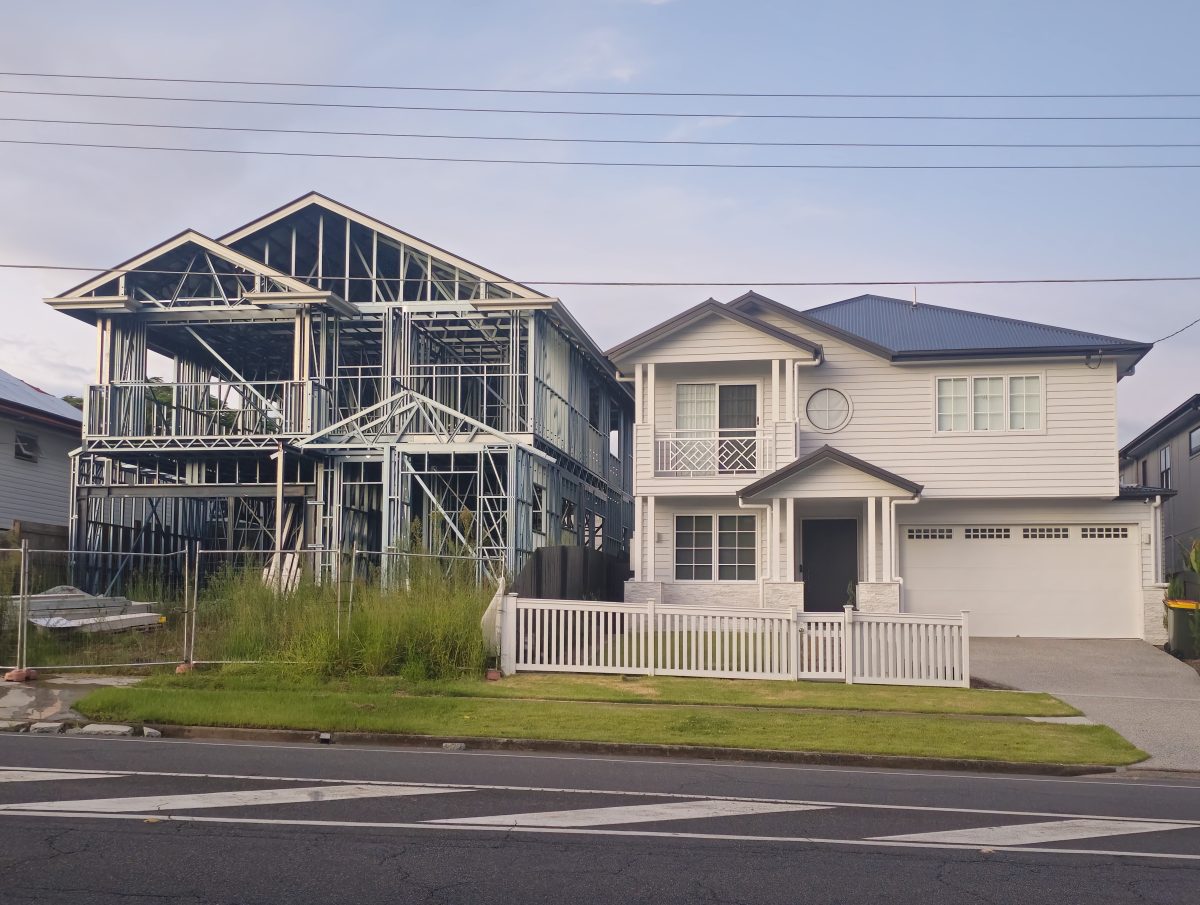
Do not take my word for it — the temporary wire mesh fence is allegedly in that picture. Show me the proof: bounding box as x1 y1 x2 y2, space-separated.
20 548 189 671
1 544 500 676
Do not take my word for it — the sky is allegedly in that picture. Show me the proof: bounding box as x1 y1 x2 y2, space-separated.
1 0 1198 442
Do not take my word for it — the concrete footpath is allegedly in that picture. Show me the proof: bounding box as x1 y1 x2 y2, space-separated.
971 639 1200 772
0 675 140 725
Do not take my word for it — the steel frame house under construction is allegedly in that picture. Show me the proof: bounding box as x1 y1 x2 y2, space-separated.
47 193 633 577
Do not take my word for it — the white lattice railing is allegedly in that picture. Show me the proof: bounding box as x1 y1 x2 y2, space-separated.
499 598 969 687
654 430 771 477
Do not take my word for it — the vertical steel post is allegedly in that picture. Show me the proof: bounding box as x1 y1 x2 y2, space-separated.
17 540 29 671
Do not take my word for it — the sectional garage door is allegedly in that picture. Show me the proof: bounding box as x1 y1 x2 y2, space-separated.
899 524 1141 638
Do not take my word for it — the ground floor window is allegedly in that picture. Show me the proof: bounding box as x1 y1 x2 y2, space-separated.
674 514 757 581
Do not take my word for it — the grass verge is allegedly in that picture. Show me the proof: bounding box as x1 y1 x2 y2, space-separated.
77 679 1142 766
149 669 1078 717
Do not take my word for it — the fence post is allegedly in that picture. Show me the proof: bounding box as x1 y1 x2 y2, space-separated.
188 545 202 665
181 544 191 666
499 592 518 675
346 544 359 634
17 540 29 671
842 605 855 685
788 606 799 681
647 598 657 676
959 610 971 688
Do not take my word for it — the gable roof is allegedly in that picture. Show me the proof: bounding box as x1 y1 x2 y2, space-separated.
606 298 822 364
1120 394 1200 461
0 368 83 429
218 191 548 301
738 444 923 499
727 291 1153 370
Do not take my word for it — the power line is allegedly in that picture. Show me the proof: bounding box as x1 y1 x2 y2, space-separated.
1153 313 1200 343
6 116 1200 151
4 261 1200 287
4 138 1200 169
2 71 1198 100
8 88 1200 121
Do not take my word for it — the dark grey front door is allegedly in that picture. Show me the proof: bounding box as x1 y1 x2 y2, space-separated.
800 519 858 612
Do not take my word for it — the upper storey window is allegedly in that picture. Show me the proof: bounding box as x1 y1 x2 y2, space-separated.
936 375 1042 433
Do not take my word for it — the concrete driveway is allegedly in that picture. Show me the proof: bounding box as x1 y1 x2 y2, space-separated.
971 639 1200 772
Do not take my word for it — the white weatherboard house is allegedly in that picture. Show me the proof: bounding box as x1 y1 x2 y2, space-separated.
609 292 1168 642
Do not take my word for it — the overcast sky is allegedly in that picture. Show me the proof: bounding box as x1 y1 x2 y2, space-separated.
2 0 1198 441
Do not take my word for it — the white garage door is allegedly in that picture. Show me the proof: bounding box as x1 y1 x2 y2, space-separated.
900 524 1141 638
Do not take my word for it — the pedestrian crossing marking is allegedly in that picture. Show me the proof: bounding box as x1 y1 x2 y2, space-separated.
0 770 124 783
877 818 1197 846
430 799 826 827
0 783 462 813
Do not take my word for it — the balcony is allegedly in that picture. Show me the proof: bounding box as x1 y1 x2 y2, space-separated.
654 429 772 477
86 380 330 449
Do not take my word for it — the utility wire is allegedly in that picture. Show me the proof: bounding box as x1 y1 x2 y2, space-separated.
2 71 1198 100
4 138 1200 169
1153 313 1200 343
8 88 1200 120
6 116 1200 150
4 261 1200 288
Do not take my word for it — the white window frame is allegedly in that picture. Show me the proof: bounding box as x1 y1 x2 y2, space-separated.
673 380 763 432
933 373 1046 435
1159 445 1172 489
1190 427 1200 457
673 513 758 583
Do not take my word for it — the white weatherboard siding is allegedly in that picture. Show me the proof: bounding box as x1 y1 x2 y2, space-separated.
748 313 1121 499
898 499 1152 638
632 312 810 364
0 416 76 529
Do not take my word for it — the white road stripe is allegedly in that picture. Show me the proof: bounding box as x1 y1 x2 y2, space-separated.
878 818 1198 846
0 770 124 783
5 810 1200 863
432 799 822 827
0 784 462 813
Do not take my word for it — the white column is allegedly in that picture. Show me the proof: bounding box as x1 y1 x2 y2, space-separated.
646 495 657 581
785 497 796 582
633 495 643 581
771 359 781 422
866 496 877 582
785 359 796 421
771 498 782 581
634 364 643 424
882 497 894 581
646 362 656 428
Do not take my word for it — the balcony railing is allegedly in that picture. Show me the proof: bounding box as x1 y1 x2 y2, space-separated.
654 429 771 477
87 380 328 441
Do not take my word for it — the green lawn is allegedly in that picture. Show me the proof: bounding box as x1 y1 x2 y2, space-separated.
147 668 1076 717
76 672 1141 766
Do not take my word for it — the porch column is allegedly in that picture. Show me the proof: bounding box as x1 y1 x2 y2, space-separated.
646 495 656 580
646 363 656 427
771 359 781 422
771 498 782 581
634 364 643 424
785 497 796 582
785 359 796 420
882 497 894 581
866 496 877 581
633 495 643 580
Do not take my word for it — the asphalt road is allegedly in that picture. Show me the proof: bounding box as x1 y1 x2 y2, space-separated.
0 734 1197 904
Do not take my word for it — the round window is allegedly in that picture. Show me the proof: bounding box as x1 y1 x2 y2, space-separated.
806 388 851 432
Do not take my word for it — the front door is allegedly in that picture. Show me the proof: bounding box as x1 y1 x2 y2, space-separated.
800 519 858 612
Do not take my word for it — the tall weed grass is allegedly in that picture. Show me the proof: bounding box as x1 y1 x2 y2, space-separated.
194 557 493 679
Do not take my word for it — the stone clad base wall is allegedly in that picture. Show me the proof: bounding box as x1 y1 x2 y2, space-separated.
1143 586 1168 645
856 582 901 614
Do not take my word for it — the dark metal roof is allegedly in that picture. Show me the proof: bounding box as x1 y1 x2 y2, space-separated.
738 444 923 499
0 368 82 428
606 299 822 363
1117 484 1178 500
1119 394 1200 460
800 294 1153 360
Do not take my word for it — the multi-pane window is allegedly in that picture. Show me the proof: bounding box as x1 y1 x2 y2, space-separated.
717 515 757 580
972 377 1004 431
674 514 757 581
1023 527 1069 539
674 515 714 581
936 375 1042 432
676 384 716 434
1159 446 1172 489
964 527 1011 539
906 528 953 540
936 378 969 432
1081 526 1129 539
1008 376 1042 430
1191 427 1200 456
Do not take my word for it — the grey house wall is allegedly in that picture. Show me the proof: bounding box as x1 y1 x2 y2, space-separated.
0 414 77 529
1123 432 1200 575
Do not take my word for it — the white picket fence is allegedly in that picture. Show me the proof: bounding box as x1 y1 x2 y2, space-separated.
497 598 970 688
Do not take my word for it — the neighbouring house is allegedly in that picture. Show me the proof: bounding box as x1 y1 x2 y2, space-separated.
0 367 83 543
43 193 632 575
610 292 1169 642
1120 395 1200 575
